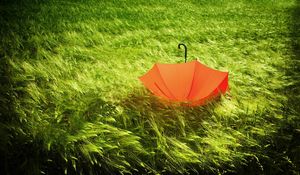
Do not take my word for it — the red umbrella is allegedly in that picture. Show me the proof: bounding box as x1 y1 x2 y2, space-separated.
139 44 229 106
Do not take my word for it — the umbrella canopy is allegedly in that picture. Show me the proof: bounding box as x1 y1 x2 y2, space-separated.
139 44 229 106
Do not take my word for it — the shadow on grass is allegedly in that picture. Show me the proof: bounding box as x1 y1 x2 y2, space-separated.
279 0 300 172
234 1 300 174
118 88 218 138
117 88 224 174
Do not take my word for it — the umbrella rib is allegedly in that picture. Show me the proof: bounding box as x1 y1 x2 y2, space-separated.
155 64 177 100
187 61 197 100
193 73 229 104
154 82 171 99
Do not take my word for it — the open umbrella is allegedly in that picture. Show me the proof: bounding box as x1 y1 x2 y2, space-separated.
139 43 229 106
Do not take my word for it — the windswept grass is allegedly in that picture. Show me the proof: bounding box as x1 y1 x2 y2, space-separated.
0 0 299 174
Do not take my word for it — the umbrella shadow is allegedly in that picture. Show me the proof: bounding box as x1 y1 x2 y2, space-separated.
118 88 218 137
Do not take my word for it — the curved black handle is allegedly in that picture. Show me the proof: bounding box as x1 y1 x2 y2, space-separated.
178 43 187 63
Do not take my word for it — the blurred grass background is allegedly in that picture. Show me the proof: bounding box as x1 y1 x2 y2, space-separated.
0 0 299 174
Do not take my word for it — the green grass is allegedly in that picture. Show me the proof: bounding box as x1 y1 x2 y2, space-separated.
1 0 300 174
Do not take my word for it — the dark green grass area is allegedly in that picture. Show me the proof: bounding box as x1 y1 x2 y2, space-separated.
0 0 300 174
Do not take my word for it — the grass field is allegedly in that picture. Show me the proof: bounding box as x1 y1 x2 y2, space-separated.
0 0 300 174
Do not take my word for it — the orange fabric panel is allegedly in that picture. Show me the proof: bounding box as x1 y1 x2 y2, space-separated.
156 61 196 101
139 64 176 100
187 61 228 101
192 74 228 106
